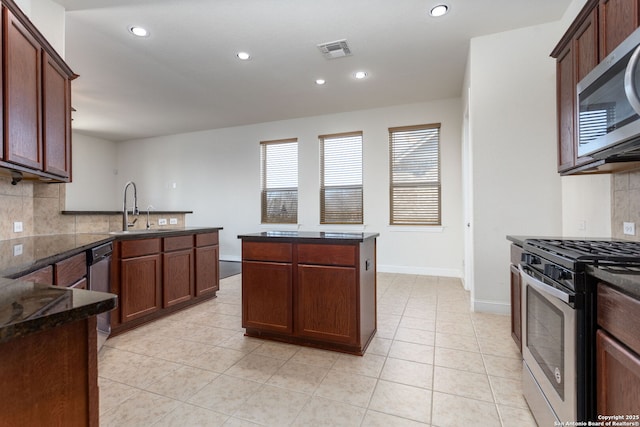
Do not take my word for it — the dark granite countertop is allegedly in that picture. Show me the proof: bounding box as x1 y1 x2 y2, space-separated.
0 277 116 343
61 210 193 215
238 231 379 243
0 228 223 278
111 226 222 241
0 234 114 279
588 265 640 300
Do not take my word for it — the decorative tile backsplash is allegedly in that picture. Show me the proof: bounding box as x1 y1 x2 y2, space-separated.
0 176 186 240
612 167 640 241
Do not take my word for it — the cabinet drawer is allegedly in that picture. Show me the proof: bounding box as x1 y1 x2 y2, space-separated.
243 242 292 262
17 265 53 285
196 232 218 247
298 244 356 267
598 283 640 356
120 238 161 258
55 252 86 287
164 235 194 252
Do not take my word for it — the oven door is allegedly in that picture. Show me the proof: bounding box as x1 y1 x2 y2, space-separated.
519 265 576 426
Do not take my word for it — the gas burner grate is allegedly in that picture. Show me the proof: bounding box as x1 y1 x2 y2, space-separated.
525 239 640 265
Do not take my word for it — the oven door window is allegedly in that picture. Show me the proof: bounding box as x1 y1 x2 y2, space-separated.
527 286 565 400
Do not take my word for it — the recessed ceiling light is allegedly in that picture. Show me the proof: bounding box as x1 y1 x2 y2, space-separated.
237 52 251 60
316 79 326 85
429 4 449 17
354 71 367 79
129 26 149 37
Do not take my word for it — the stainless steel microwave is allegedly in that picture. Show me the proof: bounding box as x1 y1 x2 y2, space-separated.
577 26 640 160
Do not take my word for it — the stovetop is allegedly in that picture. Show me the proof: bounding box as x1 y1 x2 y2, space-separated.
524 238 640 271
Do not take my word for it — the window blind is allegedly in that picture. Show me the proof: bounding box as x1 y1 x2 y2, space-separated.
389 124 441 225
260 138 298 224
319 132 363 224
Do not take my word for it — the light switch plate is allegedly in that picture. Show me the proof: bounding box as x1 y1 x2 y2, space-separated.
624 222 635 236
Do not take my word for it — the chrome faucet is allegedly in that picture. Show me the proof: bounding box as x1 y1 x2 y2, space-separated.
122 181 139 231
146 204 154 229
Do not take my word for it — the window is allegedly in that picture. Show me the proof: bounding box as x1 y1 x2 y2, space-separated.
319 132 363 224
260 138 298 224
389 124 441 225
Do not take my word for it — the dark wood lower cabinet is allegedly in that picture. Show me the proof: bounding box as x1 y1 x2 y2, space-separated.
596 330 640 415
240 236 377 355
596 283 640 416
509 243 523 353
163 248 194 307
242 261 293 333
297 264 357 344
510 264 522 352
195 245 219 296
0 317 98 426
121 253 162 322
112 230 220 335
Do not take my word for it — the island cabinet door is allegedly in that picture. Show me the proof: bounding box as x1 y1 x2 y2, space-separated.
121 254 162 322
296 264 358 345
242 261 293 333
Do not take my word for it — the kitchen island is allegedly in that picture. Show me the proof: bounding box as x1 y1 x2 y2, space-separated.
238 231 378 355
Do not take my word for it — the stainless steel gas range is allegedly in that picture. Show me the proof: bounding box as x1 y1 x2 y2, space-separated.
519 239 640 426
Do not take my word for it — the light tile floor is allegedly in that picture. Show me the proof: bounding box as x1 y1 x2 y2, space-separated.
98 273 537 426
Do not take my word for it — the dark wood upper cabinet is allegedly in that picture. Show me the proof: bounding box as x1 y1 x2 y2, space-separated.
552 0 640 175
42 52 72 179
0 0 76 182
599 0 640 60
556 43 576 172
4 7 42 170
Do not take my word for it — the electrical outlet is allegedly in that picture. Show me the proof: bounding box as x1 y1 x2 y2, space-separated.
13 221 23 233
158 218 167 226
624 222 636 236
578 220 586 231
13 244 23 256
169 218 178 225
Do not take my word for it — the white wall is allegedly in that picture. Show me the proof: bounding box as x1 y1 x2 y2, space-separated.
66 132 119 210
111 100 464 275
14 0 66 56
31 0 66 56
466 21 563 313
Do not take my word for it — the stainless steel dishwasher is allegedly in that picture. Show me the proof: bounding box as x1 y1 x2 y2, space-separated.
87 242 113 350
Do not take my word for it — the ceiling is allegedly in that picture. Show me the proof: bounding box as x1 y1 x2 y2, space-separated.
53 0 572 142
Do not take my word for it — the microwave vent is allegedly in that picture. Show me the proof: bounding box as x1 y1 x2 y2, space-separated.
317 39 352 59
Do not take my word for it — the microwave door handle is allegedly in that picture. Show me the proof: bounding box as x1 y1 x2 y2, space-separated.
518 265 574 304
624 44 640 115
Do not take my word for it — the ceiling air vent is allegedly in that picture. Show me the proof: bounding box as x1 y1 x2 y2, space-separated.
317 39 352 59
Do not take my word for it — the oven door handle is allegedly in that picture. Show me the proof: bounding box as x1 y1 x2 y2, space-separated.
518 265 574 305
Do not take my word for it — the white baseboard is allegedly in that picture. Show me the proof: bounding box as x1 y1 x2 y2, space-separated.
377 264 463 278
472 299 510 315
220 254 241 262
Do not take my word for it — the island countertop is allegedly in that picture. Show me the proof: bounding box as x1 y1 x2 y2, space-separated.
238 230 379 243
